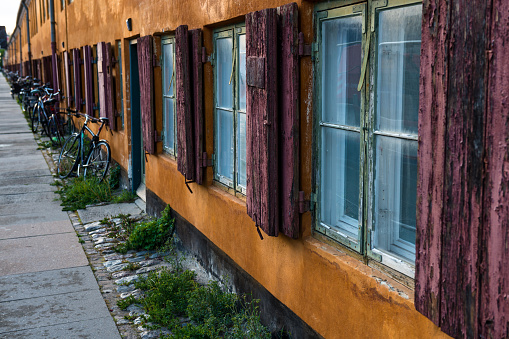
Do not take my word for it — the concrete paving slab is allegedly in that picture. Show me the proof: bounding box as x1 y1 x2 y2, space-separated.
0 200 67 217
0 191 58 205
0 211 70 226
0 169 52 180
78 202 144 224
0 184 56 195
0 266 98 302
0 232 88 275
0 155 48 171
0 316 122 339
0 289 119 337
0 174 54 186
0 220 73 240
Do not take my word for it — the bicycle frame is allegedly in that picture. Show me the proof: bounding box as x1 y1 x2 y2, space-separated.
74 115 108 176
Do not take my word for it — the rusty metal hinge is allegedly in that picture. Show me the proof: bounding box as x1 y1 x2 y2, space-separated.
298 32 312 57
153 55 160 67
200 152 213 168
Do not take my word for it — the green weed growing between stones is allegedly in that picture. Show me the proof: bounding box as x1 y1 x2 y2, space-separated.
116 267 271 338
115 206 175 253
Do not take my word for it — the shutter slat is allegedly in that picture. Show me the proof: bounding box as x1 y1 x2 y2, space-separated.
105 42 116 130
72 49 81 110
279 2 299 239
64 51 72 107
175 25 195 181
190 29 204 185
246 8 279 236
83 46 94 117
137 35 155 154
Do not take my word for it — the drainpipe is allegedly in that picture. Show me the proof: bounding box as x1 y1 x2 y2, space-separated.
20 0 32 77
19 30 22 75
49 0 59 99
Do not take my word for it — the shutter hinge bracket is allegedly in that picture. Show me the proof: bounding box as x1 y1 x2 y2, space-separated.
154 130 163 143
298 32 312 57
200 152 214 168
202 47 211 64
111 56 118 65
153 55 160 67
299 191 316 214
92 58 97 64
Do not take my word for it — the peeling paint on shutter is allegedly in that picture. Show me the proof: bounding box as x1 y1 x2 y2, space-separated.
190 29 204 185
175 25 195 181
64 51 72 107
278 2 299 239
105 42 116 130
83 46 94 117
72 48 81 110
480 0 509 337
415 0 509 337
246 8 279 236
97 42 107 118
137 35 155 154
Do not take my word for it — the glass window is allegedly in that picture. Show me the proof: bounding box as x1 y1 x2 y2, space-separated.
315 0 422 275
162 37 176 155
214 24 246 194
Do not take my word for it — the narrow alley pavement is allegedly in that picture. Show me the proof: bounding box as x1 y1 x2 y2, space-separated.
0 75 121 338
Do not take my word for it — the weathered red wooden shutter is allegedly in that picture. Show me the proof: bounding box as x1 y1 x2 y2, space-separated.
72 48 82 110
83 45 94 117
190 29 204 185
105 42 116 130
137 35 155 154
416 0 509 337
97 42 107 118
63 51 72 107
43 56 52 87
246 8 279 236
175 25 195 181
481 0 509 335
278 2 300 239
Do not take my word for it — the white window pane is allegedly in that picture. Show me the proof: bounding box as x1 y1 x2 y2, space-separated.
237 112 246 187
216 108 234 181
163 42 174 97
163 97 174 152
216 37 233 109
320 127 360 240
321 15 362 127
238 34 246 112
374 135 418 262
376 4 422 135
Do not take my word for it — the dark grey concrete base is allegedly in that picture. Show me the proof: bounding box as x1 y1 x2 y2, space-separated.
147 189 322 339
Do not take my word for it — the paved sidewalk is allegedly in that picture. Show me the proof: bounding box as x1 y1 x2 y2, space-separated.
0 76 121 338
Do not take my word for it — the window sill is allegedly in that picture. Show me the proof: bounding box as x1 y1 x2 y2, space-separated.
311 231 415 294
211 180 247 203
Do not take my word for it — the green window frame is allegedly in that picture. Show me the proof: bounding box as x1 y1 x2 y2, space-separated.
213 24 247 194
161 36 177 156
314 0 422 277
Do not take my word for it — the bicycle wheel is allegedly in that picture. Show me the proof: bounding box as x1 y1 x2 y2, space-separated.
39 107 50 137
47 116 64 147
84 141 111 182
57 133 80 179
31 105 40 133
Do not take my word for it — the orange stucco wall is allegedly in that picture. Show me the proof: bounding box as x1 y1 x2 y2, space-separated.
7 0 449 338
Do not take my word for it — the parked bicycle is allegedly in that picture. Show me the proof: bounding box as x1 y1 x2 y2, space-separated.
57 113 111 182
